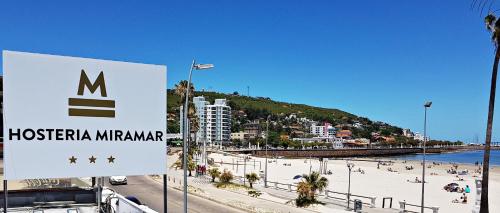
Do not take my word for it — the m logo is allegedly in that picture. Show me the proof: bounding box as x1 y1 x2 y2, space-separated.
78 70 107 97
68 70 116 118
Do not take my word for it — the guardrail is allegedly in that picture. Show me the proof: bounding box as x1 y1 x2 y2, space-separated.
398 200 439 213
265 180 376 208
323 189 376 208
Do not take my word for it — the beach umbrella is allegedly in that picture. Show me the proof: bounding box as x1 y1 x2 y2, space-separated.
293 175 302 179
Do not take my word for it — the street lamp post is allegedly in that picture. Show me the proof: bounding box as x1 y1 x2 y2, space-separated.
347 162 355 210
203 137 207 169
244 156 247 186
183 60 214 213
264 115 270 187
420 101 432 213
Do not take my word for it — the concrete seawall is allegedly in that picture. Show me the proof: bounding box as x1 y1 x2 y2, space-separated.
229 148 445 158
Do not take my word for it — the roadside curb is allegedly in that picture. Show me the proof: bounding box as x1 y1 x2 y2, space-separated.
148 175 253 213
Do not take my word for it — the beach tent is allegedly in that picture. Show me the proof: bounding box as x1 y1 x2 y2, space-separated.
293 175 302 179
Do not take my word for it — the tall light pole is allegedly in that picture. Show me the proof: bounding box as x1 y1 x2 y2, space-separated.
347 162 355 210
264 115 270 187
183 60 214 213
203 134 207 169
420 101 432 213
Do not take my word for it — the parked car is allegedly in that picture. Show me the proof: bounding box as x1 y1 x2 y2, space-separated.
109 176 127 185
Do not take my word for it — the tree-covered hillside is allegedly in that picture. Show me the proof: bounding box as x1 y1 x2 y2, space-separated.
166 89 403 138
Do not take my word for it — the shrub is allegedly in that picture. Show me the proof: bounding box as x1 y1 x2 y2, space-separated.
219 169 234 183
248 190 262 197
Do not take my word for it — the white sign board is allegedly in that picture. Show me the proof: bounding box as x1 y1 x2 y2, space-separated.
3 51 167 180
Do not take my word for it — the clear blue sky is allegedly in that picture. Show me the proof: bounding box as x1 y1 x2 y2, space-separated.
0 0 498 142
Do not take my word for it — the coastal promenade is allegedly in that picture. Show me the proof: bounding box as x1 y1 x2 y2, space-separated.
226 146 498 158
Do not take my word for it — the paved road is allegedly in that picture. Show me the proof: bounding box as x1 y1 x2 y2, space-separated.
104 176 246 213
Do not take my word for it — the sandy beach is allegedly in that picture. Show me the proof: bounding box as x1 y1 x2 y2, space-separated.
208 152 500 213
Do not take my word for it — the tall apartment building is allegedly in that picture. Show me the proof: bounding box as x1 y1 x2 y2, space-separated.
206 99 231 145
180 96 231 146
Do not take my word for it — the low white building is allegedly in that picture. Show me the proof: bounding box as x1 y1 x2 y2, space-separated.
403 128 414 137
231 131 247 141
311 124 324 136
310 123 336 138
414 132 424 141
333 138 344 149
353 122 363 128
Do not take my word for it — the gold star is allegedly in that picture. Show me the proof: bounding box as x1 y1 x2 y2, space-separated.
69 156 77 164
89 156 97 163
107 155 115 163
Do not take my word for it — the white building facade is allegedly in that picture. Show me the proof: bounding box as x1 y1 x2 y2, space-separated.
206 99 232 145
193 96 209 143
180 96 231 146
310 123 336 138
311 124 325 136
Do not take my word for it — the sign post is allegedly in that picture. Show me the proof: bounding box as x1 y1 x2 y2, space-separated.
3 180 6 213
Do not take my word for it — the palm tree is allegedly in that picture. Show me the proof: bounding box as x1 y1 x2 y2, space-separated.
296 181 314 207
245 172 260 188
175 80 199 163
188 160 196 177
301 172 328 200
175 151 195 169
174 80 195 105
189 108 200 144
208 168 221 182
295 172 328 207
480 13 500 213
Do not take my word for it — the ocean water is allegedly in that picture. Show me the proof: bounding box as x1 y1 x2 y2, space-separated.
386 150 500 166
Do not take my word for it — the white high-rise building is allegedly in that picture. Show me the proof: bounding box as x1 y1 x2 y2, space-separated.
180 96 231 146
206 99 231 145
193 96 209 143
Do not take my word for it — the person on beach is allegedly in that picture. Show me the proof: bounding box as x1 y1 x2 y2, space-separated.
461 193 467 203
465 185 471 193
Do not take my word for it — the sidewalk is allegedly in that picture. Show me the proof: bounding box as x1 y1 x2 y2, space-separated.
161 169 350 213
255 185 398 213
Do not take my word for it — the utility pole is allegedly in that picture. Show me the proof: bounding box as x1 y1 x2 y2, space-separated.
347 162 355 210
264 115 270 187
182 60 214 213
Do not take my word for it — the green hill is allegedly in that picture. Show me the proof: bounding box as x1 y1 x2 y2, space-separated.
166 89 403 139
